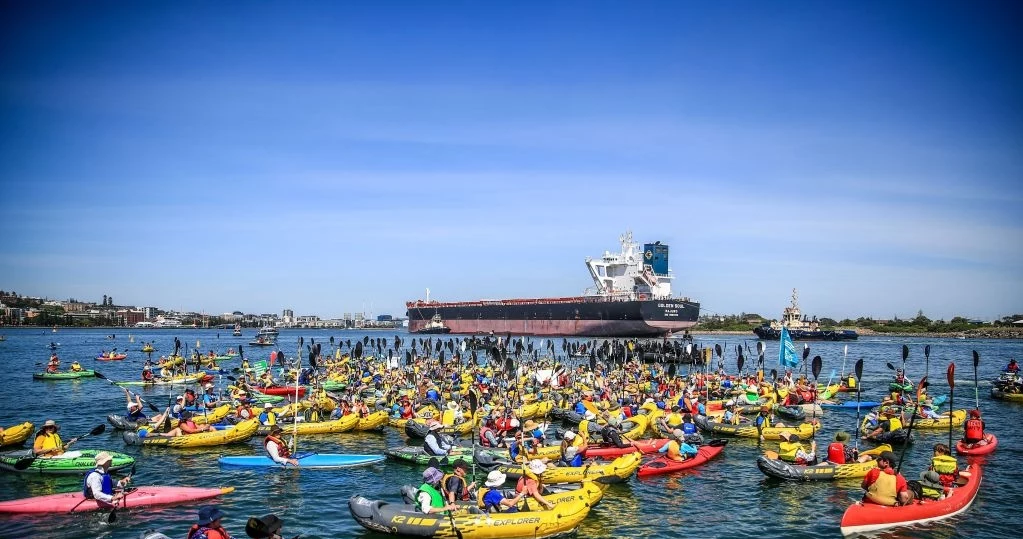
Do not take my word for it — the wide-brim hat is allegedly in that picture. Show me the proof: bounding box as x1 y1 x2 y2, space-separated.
527 459 547 475
197 505 225 526
423 466 443 484
94 451 113 465
563 430 576 440
264 403 274 409
43 419 59 430
834 431 850 442
485 470 507 488
446 401 459 411
523 420 539 431
245 514 283 539
672 428 685 440
919 470 943 489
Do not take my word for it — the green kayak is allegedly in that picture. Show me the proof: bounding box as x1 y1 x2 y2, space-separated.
0 449 134 474
249 393 284 404
320 381 347 392
32 370 96 380
384 447 482 468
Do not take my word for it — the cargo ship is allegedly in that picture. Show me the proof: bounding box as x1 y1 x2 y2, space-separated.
752 289 858 341
406 231 700 337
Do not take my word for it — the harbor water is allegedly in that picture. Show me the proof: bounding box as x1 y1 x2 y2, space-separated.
1 328 1020 539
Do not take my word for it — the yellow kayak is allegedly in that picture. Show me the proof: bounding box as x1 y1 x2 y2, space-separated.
126 419 259 448
494 452 642 484
695 415 819 440
860 409 966 433
261 414 359 435
353 410 389 431
0 422 33 448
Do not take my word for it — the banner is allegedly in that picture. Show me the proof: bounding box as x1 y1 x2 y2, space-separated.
779 327 799 368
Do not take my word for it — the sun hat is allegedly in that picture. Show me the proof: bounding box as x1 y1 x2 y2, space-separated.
427 420 444 431
43 419 58 429
779 431 793 441
423 467 444 484
523 420 539 430
264 403 274 409
94 451 113 465
204 383 214 389
834 431 850 442
563 430 576 441
245 514 283 539
672 428 685 440
447 401 459 411
485 470 507 488
584 411 596 421
919 470 944 489
197 505 225 526
527 459 547 475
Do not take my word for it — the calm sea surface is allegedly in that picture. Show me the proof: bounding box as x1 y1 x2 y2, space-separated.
0 328 1020 539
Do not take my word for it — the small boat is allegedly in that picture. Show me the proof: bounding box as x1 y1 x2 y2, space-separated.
255 386 307 398
0 449 134 474
96 353 127 361
0 422 34 448
753 289 858 341
637 441 727 477
492 452 642 485
33 370 96 380
219 452 384 469
956 434 998 456
583 438 671 459
839 464 982 536
414 314 451 334
756 444 891 481
248 336 276 347
0 486 233 514
694 415 819 441
123 419 259 448
820 400 883 411
232 324 242 337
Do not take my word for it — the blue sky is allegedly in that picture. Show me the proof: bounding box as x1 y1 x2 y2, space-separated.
1 2 1020 321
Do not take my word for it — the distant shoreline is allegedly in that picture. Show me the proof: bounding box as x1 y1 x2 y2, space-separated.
690 328 1023 340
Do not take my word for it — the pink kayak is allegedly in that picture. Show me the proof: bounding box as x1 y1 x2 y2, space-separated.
583 439 670 458
0 486 233 514
637 442 727 477
956 434 998 456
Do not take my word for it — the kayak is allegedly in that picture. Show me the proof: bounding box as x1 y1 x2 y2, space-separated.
583 438 670 459
956 434 998 456
756 444 891 481
637 441 727 477
33 370 96 380
860 410 966 433
990 387 1023 402
863 428 913 446
108 414 147 431
124 418 258 448
889 381 914 393
493 452 642 484
0 422 34 448
116 373 205 386
820 401 882 410
349 495 591 539
694 415 819 441
219 452 385 469
96 354 127 361
840 464 982 536
255 414 358 436
320 380 347 392
353 410 390 431
0 486 234 514
384 446 482 467
255 386 307 398
0 449 134 474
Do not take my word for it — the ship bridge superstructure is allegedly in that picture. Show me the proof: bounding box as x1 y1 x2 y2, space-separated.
584 231 673 300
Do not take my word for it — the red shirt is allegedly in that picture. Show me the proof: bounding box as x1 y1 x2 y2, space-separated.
862 466 908 493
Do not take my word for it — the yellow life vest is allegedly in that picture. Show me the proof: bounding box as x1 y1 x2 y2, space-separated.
35 432 63 455
441 410 456 426
931 454 958 475
665 412 684 428
778 441 801 462
665 440 683 460
866 471 898 506
847 375 857 389
71 363 82 372
887 417 903 431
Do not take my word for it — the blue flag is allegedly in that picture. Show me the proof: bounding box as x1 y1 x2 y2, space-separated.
779 327 799 368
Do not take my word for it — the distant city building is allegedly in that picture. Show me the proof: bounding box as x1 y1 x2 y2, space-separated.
377 314 393 322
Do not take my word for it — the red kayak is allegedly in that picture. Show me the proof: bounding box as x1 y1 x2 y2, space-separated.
956 434 998 456
96 354 127 361
637 442 727 477
839 463 982 536
583 439 670 458
256 386 307 398
0 486 233 514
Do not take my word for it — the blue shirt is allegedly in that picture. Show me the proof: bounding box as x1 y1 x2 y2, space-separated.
573 402 587 415
682 423 697 435
482 489 506 511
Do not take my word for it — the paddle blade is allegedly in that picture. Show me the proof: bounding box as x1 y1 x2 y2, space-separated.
714 344 722 358
802 345 810 362
886 362 896 371
770 369 778 381
973 350 979 368
13 457 35 470
947 363 955 388
90 424 106 436
737 356 745 373
854 359 863 381
757 341 764 355
925 344 931 359
811 356 823 379
94 371 108 380
902 345 909 362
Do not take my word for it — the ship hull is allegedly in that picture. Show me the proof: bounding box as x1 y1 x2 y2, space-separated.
407 299 699 337
753 326 858 341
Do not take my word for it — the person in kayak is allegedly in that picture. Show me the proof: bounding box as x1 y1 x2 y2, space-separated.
155 411 212 437
516 459 556 510
660 429 698 462
755 406 772 442
863 408 904 441
826 431 873 464
264 426 299 466
70 361 83 372
599 416 632 449
141 364 154 382
962 409 988 446
658 405 685 434
124 389 148 422
201 383 219 410
778 431 816 465
1004 358 1019 373
83 451 130 506
234 394 255 420
442 459 476 502
478 470 524 513
417 467 458 515
187 506 232 539
861 451 912 506
928 443 960 487
423 420 455 456
722 401 742 425
259 403 278 426
46 354 60 373
478 416 502 448
33 419 68 456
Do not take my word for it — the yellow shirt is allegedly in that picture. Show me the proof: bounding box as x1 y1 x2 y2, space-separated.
34 432 63 456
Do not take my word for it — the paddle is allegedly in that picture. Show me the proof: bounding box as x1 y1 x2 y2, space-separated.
947 362 955 452
901 344 909 374
15 424 106 469
972 350 980 410
810 355 822 445
924 345 931 386
94 372 160 413
853 359 863 452
840 344 848 382
105 463 137 523
895 376 927 475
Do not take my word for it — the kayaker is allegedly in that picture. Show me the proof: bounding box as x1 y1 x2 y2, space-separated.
83 451 129 506
962 409 987 446
245 514 286 539
187 506 233 539
778 431 816 465
423 420 455 456
202 383 219 410
826 431 872 464
124 389 147 422
33 419 69 457
416 467 458 515
264 426 299 466
600 416 632 449
442 459 476 502
478 470 524 513
916 398 943 420
1006 358 1020 373
722 401 742 425
861 451 912 506
235 394 255 420
516 460 555 510
156 411 212 437
660 429 698 462
259 403 278 426
863 408 904 441
928 443 960 487
560 430 584 458
916 470 947 500
70 361 83 372
47 354 60 373
658 405 685 434
755 406 772 442
479 417 502 448
142 365 154 382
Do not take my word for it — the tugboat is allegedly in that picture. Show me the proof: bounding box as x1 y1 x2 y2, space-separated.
753 289 857 341
232 324 242 337
414 314 452 334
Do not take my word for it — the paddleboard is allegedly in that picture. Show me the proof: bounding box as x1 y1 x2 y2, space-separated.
219 452 385 469
820 401 882 410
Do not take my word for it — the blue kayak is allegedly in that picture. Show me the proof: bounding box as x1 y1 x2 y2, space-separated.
219 452 385 469
820 401 882 410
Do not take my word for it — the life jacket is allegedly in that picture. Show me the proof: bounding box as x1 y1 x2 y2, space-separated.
665 413 683 428
930 454 958 475
479 426 495 447
756 415 770 430
142 370 154 381
778 441 802 463
665 440 684 461
236 405 253 419
441 473 470 501
417 483 445 512
35 432 63 454
886 417 903 432
847 376 857 389
441 409 456 426
827 442 846 464
264 435 290 458
865 470 898 506
186 524 229 539
82 469 112 499
258 411 277 426
71 363 82 372
964 419 983 441
477 487 502 512
682 422 697 435
622 406 633 419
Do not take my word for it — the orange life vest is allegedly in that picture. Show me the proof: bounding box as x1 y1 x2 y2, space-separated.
263 435 291 458
186 524 229 539
964 419 983 441
827 442 846 464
